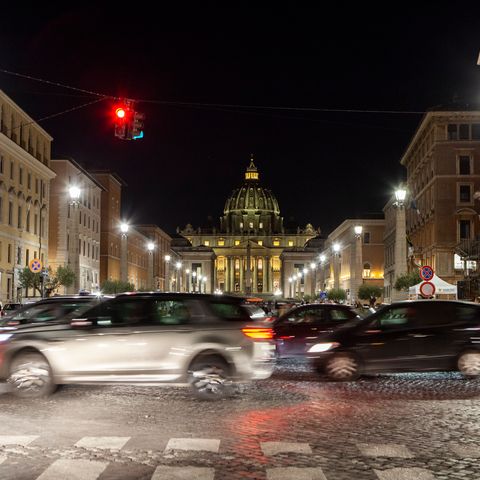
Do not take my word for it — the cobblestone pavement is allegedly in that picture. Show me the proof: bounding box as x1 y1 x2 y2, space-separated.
0 359 479 479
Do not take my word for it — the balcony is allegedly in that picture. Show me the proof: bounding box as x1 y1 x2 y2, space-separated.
455 238 480 260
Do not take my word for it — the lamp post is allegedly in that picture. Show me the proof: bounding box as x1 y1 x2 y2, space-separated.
185 269 190 293
147 242 155 290
119 222 129 284
68 185 81 294
202 275 207 293
319 254 326 293
310 262 317 298
164 254 171 291
192 271 197 292
333 243 341 289
393 187 408 300
288 277 293 298
353 225 363 304
175 261 182 292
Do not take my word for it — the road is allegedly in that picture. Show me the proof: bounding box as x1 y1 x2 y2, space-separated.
0 359 479 479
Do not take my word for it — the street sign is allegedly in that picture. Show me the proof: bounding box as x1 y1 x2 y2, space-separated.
420 281 436 298
420 265 434 281
29 258 43 273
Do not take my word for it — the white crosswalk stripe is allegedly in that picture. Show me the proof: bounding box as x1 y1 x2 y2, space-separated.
357 443 414 458
374 467 435 480
267 467 328 480
36 459 108 480
152 466 215 480
261 441 312 455
164 438 220 453
0 435 39 446
75 436 131 450
449 443 480 457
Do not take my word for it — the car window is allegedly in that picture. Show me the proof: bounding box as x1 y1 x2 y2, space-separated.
9 304 62 323
278 308 323 325
330 308 355 322
150 300 190 325
456 304 480 323
375 306 416 329
81 298 151 327
209 302 250 321
244 305 267 319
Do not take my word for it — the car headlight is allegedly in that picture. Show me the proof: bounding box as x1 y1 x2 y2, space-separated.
0 333 13 342
308 342 340 353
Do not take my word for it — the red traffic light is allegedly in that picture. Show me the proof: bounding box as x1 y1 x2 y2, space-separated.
115 107 126 119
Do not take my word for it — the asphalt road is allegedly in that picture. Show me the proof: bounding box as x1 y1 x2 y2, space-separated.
0 359 479 479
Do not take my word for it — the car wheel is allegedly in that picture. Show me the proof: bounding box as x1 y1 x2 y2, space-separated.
324 353 360 381
8 352 56 398
189 356 231 401
457 351 480 377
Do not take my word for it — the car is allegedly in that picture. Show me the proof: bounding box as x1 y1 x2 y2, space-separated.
243 303 276 323
308 300 480 381
1 303 22 317
0 293 276 400
0 295 104 327
273 303 359 358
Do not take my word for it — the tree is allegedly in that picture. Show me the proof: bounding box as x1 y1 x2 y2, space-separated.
394 271 421 291
358 284 383 301
101 279 135 294
327 288 347 302
18 268 43 297
45 265 76 297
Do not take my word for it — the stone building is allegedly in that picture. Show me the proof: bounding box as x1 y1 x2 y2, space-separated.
48 158 103 293
401 105 480 291
173 158 323 296
0 90 55 302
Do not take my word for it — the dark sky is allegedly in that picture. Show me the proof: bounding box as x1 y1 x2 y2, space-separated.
1 6 480 235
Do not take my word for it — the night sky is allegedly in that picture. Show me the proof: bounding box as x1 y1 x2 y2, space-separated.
1 6 480 236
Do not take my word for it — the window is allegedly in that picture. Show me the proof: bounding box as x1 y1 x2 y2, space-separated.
459 185 471 203
0 155 3 174
472 124 480 140
17 205 22 228
26 210 30 232
288 241 294 247
363 232 370 244
257 240 263 246
17 246 21 264
330 308 356 321
19 167 23 185
35 178 39 194
259 222 263 229
9 161 13 180
204 240 210 246
27 173 31 189
273 240 280 247
7 244 11 263
217 239 225 246
375 306 416 329
448 124 458 140
209 302 250 321
34 214 38 234
234 240 240 246
363 262 371 278
249 222 254 229
459 156 471 175
459 124 469 140
459 220 471 240
8 201 12 226
25 249 29 266
151 300 190 325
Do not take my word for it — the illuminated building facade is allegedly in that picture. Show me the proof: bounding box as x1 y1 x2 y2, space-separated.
174 158 323 296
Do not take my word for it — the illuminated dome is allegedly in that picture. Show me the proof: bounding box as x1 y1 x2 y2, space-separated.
220 156 284 234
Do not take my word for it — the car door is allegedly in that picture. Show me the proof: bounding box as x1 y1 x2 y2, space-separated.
352 304 420 371
275 307 326 356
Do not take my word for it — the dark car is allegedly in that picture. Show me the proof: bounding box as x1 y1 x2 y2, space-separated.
0 295 104 327
0 293 275 400
1 303 22 317
273 303 359 358
308 300 480 381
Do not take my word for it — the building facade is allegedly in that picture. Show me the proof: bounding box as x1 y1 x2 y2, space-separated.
0 90 55 302
174 159 322 296
48 158 103 293
320 218 385 303
401 107 480 290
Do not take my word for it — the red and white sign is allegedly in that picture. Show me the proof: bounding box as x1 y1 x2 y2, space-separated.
420 265 434 281
420 281 436 298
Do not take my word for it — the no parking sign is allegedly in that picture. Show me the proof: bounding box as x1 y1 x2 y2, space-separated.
420 265 434 281
29 258 42 273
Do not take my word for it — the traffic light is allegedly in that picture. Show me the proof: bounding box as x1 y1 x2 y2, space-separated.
113 99 144 140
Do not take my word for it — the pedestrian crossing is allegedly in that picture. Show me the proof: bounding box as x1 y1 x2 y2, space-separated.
0 435 471 479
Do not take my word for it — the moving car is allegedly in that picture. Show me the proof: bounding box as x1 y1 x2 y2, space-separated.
273 303 359 357
1 303 22 317
0 293 275 400
308 300 480 381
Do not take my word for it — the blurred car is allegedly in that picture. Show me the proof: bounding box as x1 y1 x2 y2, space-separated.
0 295 104 327
308 300 480 381
243 303 276 323
0 293 275 400
273 303 359 358
1 303 22 317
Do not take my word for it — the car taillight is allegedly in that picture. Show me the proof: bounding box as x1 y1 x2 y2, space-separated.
242 327 274 340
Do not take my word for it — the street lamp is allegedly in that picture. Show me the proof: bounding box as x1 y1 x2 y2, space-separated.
393 187 408 300
394 187 407 206
119 222 129 284
68 185 81 294
353 225 363 305
164 254 171 292
175 261 182 292
202 275 207 293
332 243 341 289
147 242 155 290
310 262 317 297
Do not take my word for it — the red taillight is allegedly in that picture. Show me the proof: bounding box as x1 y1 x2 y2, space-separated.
242 327 273 340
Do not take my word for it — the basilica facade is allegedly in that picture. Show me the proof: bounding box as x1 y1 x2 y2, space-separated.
171 158 324 297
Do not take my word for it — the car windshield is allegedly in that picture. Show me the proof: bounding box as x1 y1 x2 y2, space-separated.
243 304 267 319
